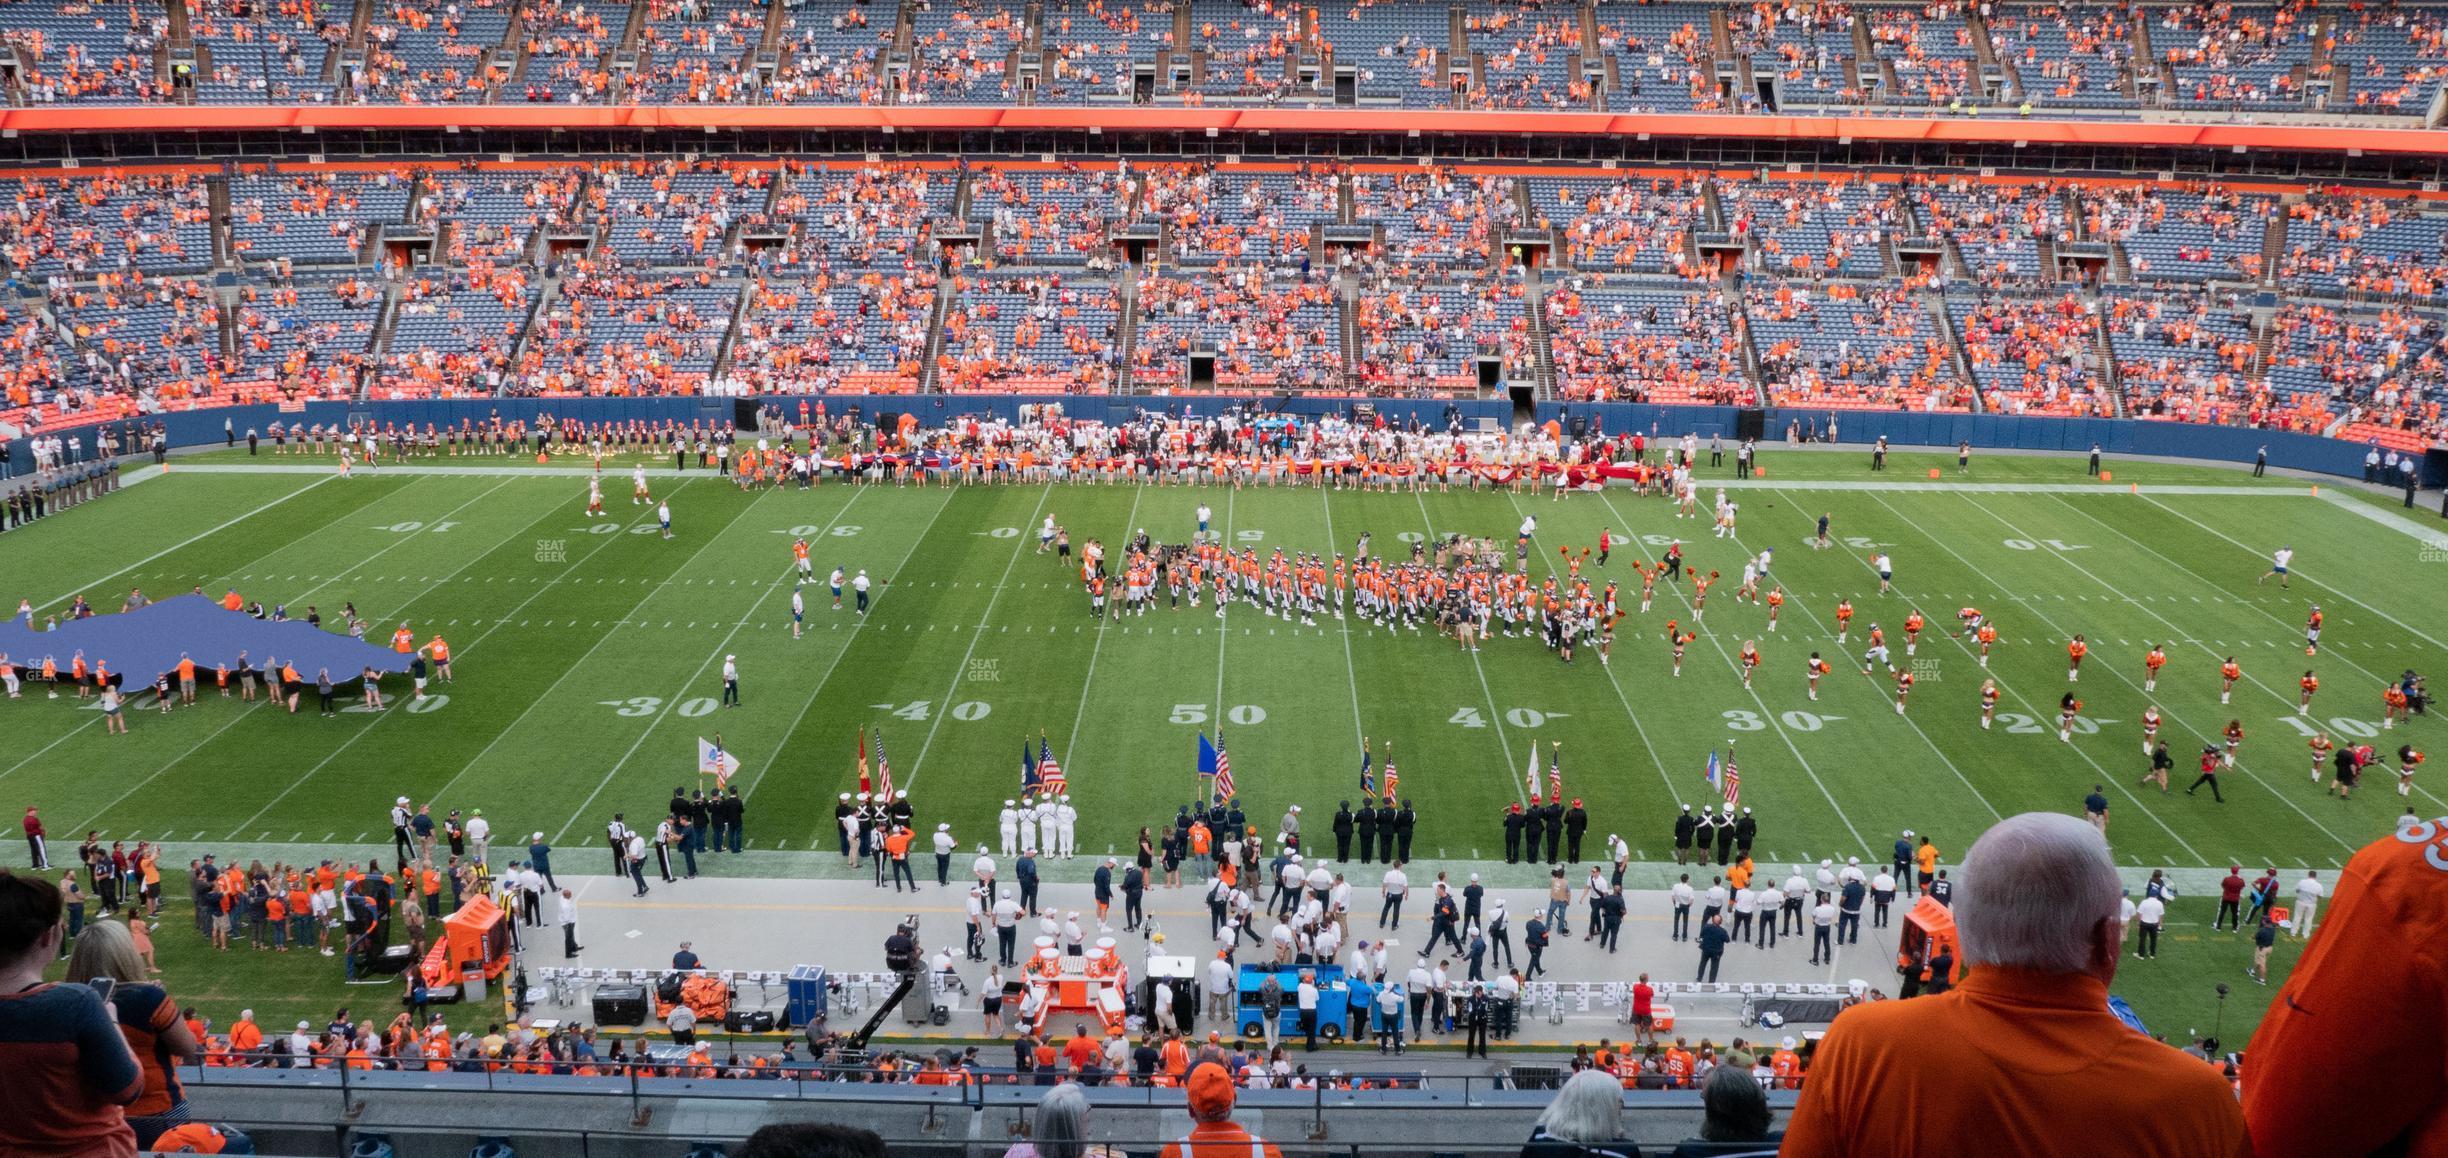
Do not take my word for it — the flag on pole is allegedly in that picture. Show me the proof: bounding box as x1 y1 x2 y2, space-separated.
855 728 872 795
1037 733 1067 796
1023 737 1041 794
1358 746 1376 799
874 726 895 802
1548 743 1564 801
1213 728 1236 801
698 737 740 789
1722 751 1741 808
1382 745 1398 803
1197 731 1220 802
1704 749 1721 795
1526 743 1543 803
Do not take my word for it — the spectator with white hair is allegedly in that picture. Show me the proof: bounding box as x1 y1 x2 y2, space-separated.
1780 812 2247 1157
1520 1067 1643 1158
1002 1081 1121 1158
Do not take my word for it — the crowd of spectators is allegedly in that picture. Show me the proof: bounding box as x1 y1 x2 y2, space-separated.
3 159 2446 451
14 0 2448 116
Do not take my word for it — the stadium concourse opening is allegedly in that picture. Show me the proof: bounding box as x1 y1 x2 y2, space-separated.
3 2 2447 1149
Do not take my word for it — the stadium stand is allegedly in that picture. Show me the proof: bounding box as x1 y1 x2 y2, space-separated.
0 156 2442 451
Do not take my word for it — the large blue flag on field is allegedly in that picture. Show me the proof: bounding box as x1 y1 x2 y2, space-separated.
1021 737 1040 794
1198 731 1219 783
1358 746 1375 799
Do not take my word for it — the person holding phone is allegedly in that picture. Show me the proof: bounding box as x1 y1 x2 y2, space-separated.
66 920 218 1151
0 868 144 1157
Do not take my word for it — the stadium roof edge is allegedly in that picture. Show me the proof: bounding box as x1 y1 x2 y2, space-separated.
5 105 2444 157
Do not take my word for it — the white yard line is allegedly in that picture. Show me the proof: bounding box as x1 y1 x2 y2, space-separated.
229 481 723 838
286 476 519 611
553 488 871 843
1943 493 2370 851
1315 488 1370 755
2140 492 2448 654
61 702 274 834
2050 494 2448 813
1775 485 2212 862
1488 495 1698 813
1415 489 1526 806
741 487 957 819
0 479 457 787
896 485 1055 799
1701 500 2007 826
2315 488 2448 546
1588 489 1873 856
1052 484 1146 794
37 473 336 612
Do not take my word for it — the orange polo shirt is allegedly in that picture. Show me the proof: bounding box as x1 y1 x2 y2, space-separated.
2245 830 2448 1153
1781 967 2247 1158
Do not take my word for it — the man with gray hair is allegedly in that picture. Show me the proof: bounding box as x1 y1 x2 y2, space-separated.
1781 812 2247 1157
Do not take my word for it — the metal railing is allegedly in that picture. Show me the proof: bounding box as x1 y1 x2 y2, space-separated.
185 1051 1770 1126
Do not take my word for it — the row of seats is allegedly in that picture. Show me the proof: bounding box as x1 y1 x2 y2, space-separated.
5 160 2444 447
5 0 2442 114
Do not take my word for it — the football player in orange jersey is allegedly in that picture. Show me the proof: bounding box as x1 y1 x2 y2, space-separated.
2305 603 2324 655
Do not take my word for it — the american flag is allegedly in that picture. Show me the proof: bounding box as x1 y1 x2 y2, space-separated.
1382 749 1397 803
1037 734 1066 796
1548 744 1564 801
1721 754 1741 807
874 726 896 802
1213 729 1235 801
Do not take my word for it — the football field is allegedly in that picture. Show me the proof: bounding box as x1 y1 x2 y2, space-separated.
6 445 2440 891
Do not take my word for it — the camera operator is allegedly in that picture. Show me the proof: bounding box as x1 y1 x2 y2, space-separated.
885 918 921 977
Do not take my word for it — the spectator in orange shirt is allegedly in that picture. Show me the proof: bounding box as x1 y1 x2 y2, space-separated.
1781 812 2248 1158
2245 826 2448 1153
1161 1062 1283 1158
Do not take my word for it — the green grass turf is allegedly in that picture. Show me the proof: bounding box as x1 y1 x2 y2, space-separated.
3 444 2439 1047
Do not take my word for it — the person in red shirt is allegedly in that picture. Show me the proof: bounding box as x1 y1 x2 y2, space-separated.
2215 866 2247 931
23 807 46 870
1629 973 1656 1045
1061 1024 1101 1073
